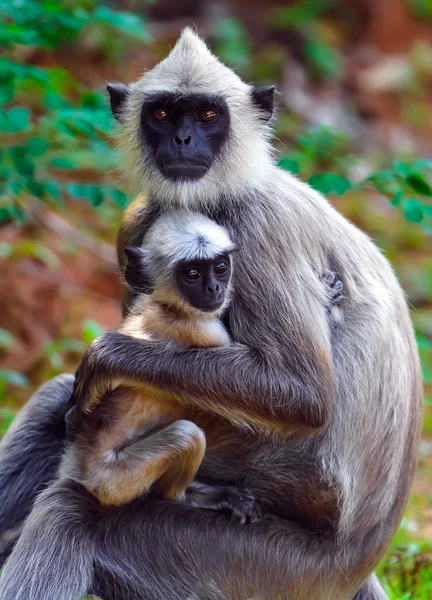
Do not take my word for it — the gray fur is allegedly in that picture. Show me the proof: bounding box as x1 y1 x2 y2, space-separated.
0 480 95 600
0 29 422 600
0 374 73 535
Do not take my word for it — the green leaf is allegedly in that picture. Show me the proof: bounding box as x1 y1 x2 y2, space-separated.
44 91 68 110
94 7 151 41
7 107 30 132
66 183 88 199
82 320 104 344
0 408 16 434
25 180 45 199
14 241 60 268
67 183 104 207
26 137 49 156
108 188 129 208
308 173 352 196
410 0 432 19
87 186 104 207
412 158 432 172
278 157 300 175
0 370 28 388
393 160 411 178
368 169 399 196
8 147 34 177
0 80 15 104
50 157 76 170
403 198 424 223
44 181 62 202
271 0 332 28
390 190 404 207
305 39 342 81
0 329 14 350
406 173 432 197
56 339 86 353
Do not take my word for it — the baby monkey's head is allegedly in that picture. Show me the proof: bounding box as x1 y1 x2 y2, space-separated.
124 211 235 315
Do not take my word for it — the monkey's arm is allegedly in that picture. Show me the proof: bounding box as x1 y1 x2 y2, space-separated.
69 330 333 432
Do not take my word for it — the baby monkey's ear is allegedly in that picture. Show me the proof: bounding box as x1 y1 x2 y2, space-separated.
124 247 153 295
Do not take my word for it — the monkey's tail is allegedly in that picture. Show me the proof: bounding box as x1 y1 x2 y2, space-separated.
0 479 96 600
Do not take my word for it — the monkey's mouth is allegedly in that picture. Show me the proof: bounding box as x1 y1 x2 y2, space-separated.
192 299 225 313
159 162 210 181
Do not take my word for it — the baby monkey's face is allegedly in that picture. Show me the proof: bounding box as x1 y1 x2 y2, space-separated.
174 254 232 313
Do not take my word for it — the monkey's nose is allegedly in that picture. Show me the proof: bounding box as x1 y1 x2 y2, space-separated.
175 135 192 145
207 284 220 294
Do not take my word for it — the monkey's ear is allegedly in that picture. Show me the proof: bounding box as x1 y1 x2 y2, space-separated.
107 82 130 121
251 85 276 121
124 247 153 295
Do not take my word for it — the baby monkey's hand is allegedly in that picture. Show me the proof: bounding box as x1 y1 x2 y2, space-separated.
184 481 261 524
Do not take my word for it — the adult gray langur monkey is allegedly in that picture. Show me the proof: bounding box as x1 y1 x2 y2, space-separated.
0 27 422 600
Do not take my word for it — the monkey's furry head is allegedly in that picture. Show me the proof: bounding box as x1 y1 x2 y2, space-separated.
125 211 235 313
145 210 235 266
109 28 276 206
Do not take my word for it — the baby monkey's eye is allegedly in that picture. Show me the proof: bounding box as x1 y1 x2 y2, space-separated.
199 109 218 122
184 268 201 281
214 261 228 275
154 108 168 121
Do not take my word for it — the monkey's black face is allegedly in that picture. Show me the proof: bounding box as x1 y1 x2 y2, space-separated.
140 94 230 181
175 255 232 312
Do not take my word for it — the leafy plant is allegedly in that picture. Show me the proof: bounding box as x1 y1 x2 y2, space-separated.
270 0 342 81
0 0 152 225
409 0 432 21
278 127 432 229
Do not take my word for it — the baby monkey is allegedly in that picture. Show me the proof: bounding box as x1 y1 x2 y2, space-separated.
63 210 344 520
63 211 259 521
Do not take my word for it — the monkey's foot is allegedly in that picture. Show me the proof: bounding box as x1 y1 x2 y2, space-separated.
184 482 261 524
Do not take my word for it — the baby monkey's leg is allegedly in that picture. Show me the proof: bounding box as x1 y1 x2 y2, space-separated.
89 420 206 507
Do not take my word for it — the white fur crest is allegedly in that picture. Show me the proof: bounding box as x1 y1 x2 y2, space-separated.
144 210 234 264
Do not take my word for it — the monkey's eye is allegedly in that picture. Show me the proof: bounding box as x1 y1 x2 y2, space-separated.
199 109 218 122
153 108 168 121
214 261 228 275
184 268 201 281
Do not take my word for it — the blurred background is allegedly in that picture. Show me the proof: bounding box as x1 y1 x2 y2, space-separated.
0 0 432 597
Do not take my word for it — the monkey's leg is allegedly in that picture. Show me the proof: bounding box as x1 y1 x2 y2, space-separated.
0 479 97 600
83 420 206 506
88 494 376 600
0 374 73 563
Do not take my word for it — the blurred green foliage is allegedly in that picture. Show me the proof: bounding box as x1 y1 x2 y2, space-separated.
275 125 432 229
0 319 104 437
270 0 343 81
409 0 432 21
0 0 150 224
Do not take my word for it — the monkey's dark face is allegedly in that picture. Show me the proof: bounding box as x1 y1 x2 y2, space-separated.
175 255 232 312
140 94 230 181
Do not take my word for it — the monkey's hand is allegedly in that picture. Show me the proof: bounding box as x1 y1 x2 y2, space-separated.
184 482 261 524
66 335 121 436
320 270 344 306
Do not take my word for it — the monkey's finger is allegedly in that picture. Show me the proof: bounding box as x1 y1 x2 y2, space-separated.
333 294 345 304
330 280 343 292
